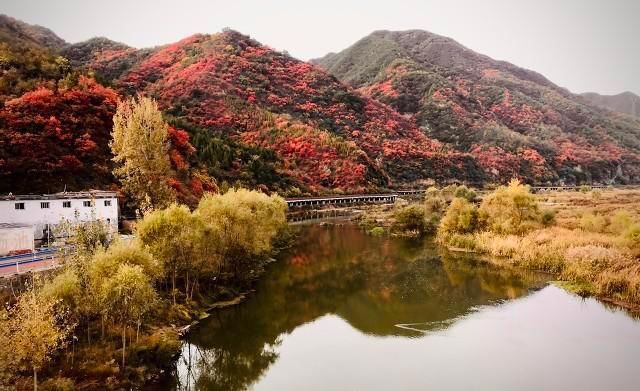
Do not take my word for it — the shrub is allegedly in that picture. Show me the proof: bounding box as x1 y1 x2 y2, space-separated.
424 193 447 233
478 179 540 234
454 185 477 202
609 211 632 235
393 204 427 235
424 186 440 200
579 185 592 193
622 224 640 249
437 198 478 241
368 227 385 237
440 184 459 201
579 213 607 233
540 209 556 227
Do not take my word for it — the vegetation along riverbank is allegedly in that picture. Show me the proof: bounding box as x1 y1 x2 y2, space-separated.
0 91 291 391
365 182 640 311
0 189 289 390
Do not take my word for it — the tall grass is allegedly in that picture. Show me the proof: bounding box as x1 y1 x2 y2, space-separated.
439 187 640 307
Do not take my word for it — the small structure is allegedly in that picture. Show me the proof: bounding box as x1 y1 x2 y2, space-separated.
0 223 35 256
0 191 118 241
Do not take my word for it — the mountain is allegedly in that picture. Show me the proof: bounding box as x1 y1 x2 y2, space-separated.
2 18 640 199
581 91 640 118
1 18 484 196
68 30 485 193
0 14 66 50
314 30 640 184
0 18 213 202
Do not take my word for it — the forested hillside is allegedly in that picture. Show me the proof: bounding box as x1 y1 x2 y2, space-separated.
2 17 639 198
314 30 640 184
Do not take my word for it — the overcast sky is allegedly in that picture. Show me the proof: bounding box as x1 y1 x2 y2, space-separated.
2 0 638 95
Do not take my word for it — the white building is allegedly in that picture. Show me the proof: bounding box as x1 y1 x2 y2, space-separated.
0 223 35 255
0 191 119 241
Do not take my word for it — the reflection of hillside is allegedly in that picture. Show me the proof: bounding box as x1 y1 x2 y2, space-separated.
176 224 548 390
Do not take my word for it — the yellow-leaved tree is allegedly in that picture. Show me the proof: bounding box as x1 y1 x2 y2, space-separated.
196 189 287 279
136 204 211 303
111 96 175 213
478 179 541 234
4 282 73 390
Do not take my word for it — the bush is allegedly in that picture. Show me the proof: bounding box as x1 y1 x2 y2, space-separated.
540 209 556 227
579 185 592 193
454 185 477 202
623 224 640 249
393 205 427 235
440 184 459 202
437 198 478 241
609 211 632 234
424 193 447 234
478 179 540 234
579 213 607 233
424 186 440 200
368 227 385 237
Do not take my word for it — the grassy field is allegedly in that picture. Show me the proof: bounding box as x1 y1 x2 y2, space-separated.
464 188 640 310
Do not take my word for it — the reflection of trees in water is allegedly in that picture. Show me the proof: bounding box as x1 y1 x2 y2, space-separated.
174 224 548 390
176 341 278 391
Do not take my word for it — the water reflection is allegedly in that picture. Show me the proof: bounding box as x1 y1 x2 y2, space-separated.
173 223 549 390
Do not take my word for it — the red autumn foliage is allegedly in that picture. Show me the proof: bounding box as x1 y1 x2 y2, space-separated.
111 30 483 191
0 76 118 193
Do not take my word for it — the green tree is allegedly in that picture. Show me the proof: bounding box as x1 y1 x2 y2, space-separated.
111 96 175 213
196 189 287 279
453 185 477 202
424 191 447 234
478 179 540 234
393 205 427 235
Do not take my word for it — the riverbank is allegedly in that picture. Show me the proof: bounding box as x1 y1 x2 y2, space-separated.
459 189 640 310
355 187 640 311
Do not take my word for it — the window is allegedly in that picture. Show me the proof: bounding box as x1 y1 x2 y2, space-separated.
14 202 24 210
83 200 93 207
40 202 50 209
63 201 71 208
104 200 111 207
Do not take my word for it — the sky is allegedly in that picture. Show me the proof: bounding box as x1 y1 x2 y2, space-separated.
2 0 638 95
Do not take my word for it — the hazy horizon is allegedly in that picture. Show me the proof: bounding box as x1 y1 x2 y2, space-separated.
2 0 638 96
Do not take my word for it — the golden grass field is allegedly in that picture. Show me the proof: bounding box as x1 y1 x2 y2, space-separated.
469 189 640 309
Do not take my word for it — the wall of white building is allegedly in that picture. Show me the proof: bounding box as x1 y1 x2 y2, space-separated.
0 197 118 240
0 225 34 255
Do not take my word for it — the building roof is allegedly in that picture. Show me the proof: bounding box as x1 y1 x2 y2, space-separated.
0 223 34 229
0 190 118 201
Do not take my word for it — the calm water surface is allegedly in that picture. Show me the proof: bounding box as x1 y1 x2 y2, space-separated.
173 223 640 391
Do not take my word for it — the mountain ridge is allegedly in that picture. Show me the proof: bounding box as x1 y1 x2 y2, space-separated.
581 91 640 118
2 17 640 197
314 29 640 185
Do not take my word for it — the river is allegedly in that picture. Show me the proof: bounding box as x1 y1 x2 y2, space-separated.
172 222 640 391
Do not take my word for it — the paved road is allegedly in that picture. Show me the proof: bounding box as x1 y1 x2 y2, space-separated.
0 258 60 277
0 249 61 277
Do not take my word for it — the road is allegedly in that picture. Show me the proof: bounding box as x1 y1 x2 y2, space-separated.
0 249 61 278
